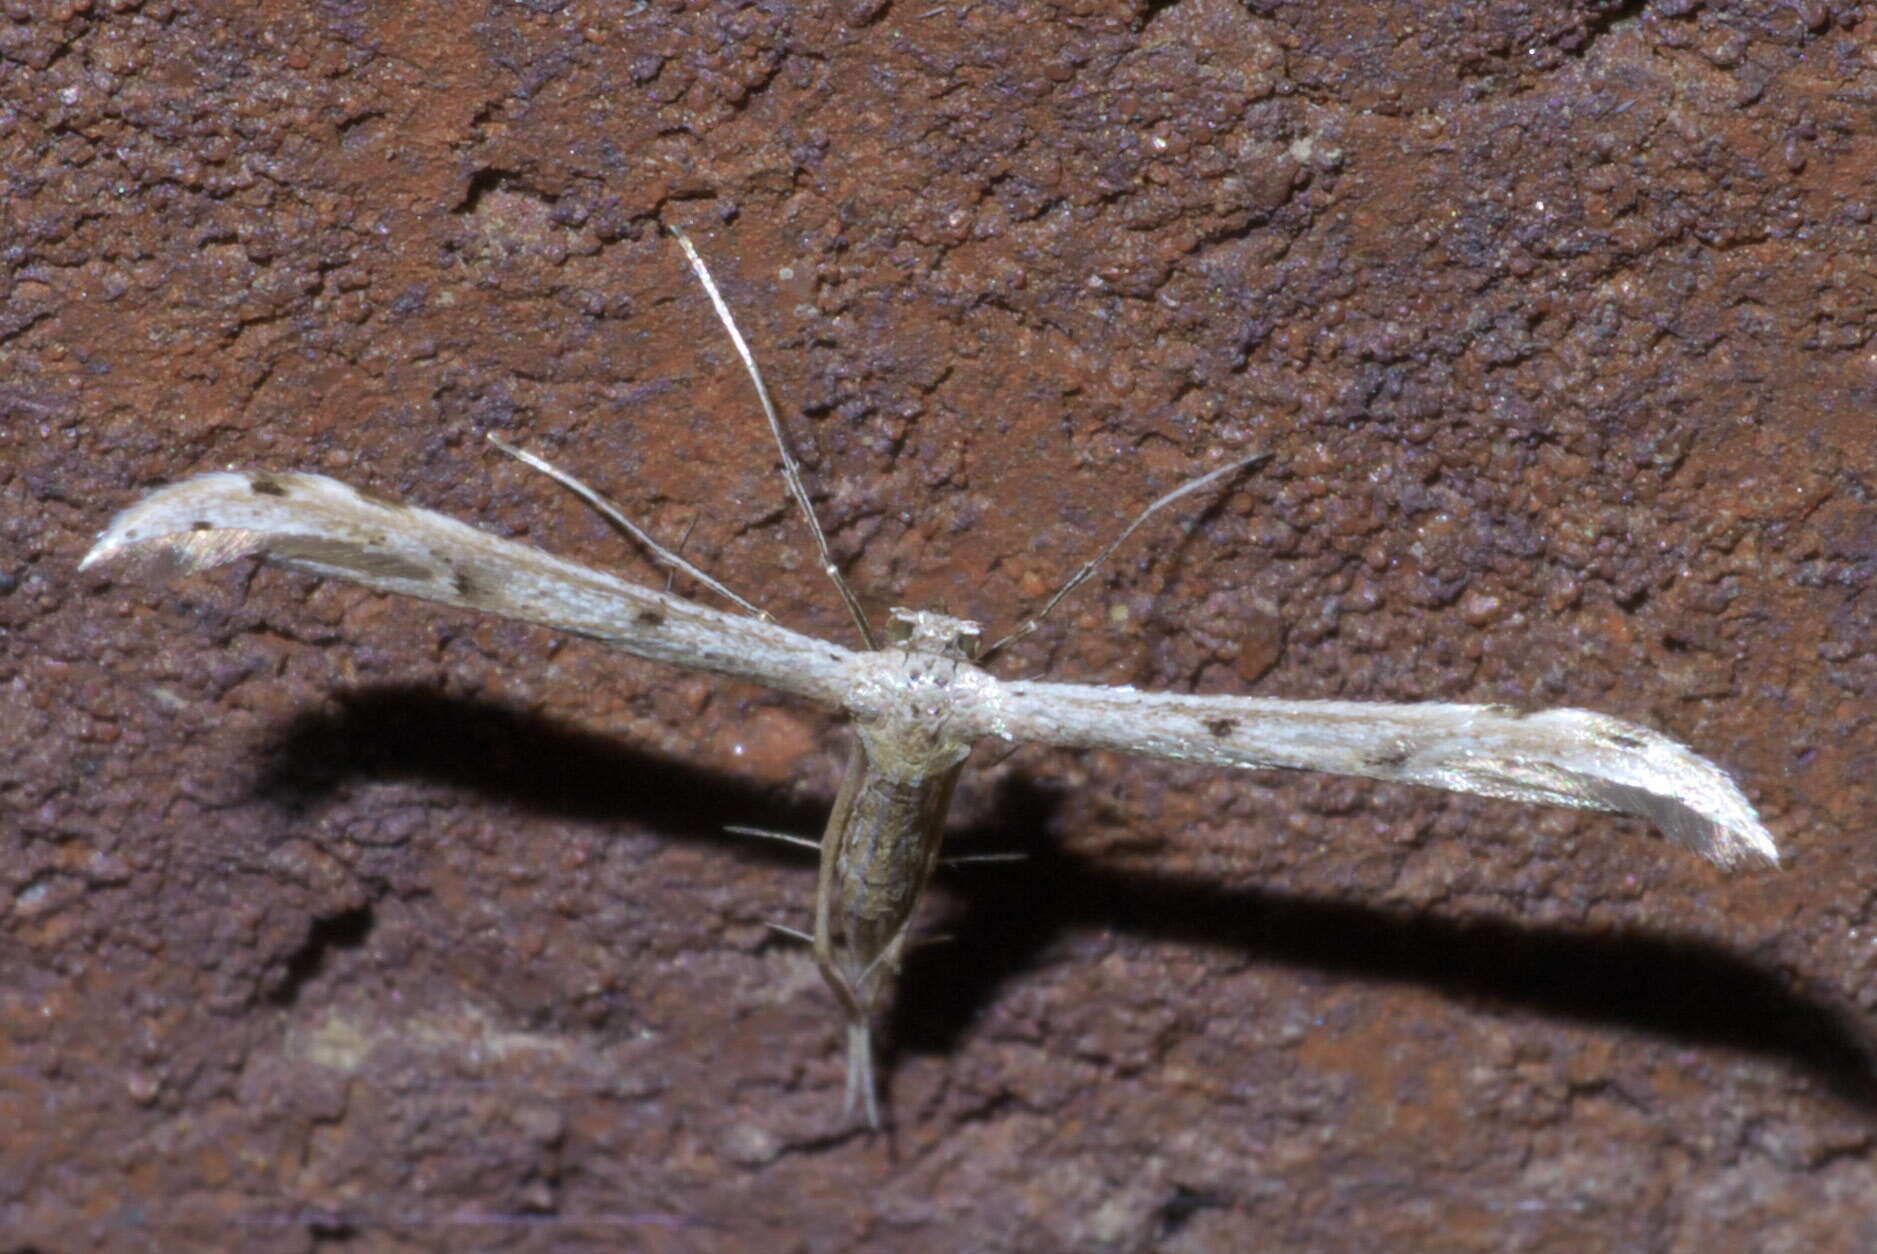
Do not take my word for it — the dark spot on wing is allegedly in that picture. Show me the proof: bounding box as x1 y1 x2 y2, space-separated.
452 567 477 598
1606 732 1646 750
190 520 213 531
249 476 288 497
635 609 665 628
1205 717 1238 738
1366 746 1412 769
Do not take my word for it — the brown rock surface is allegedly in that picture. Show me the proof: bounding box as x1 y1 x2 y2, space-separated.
6 2 1875 1250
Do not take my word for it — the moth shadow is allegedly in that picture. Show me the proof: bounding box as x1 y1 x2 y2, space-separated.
249 693 1876 1120
251 683 830 859
895 789 1877 1119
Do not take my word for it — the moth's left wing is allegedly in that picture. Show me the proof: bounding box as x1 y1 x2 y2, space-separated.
964 680 1776 868
81 471 856 706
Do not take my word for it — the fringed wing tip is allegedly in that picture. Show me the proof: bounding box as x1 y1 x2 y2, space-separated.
79 472 417 586
78 509 143 572
1655 791 1779 871
1621 743 1778 872
1538 709 1779 871
80 473 260 575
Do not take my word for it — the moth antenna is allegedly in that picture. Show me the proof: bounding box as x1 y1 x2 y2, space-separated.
669 225 880 651
982 451 1270 663
486 434 770 621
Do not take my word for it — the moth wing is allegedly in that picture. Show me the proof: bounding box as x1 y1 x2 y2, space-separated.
969 681 1776 869
82 471 855 705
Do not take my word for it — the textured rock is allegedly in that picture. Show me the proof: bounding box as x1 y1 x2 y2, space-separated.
5 1 1875 1250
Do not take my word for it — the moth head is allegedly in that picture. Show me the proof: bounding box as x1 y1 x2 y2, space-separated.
885 607 983 661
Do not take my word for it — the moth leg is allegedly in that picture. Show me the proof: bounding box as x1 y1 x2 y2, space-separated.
486 433 770 620
723 825 821 854
940 851 1027 867
845 1022 881 1129
813 928 880 1128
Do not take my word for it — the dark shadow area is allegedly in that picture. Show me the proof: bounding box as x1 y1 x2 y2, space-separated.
1577 0 1652 55
255 685 1877 1118
266 903 375 1008
252 684 831 863
1152 1185 1233 1243
895 795 1877 1117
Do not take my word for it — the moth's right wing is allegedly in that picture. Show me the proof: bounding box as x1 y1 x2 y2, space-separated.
966 679 1777 869
81 471 857 707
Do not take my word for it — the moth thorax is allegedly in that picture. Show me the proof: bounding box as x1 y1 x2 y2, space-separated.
885 607 982 661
